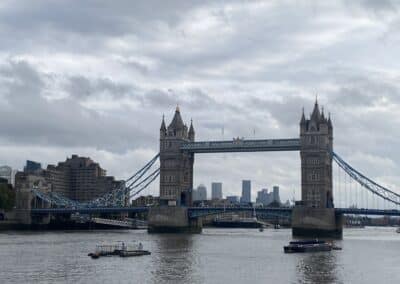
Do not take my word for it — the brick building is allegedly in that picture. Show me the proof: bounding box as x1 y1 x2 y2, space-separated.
15 155 124 204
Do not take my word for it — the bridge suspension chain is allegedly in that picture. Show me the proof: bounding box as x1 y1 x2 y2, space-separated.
129 168 160 198
332 152 400 206
31 153 160 208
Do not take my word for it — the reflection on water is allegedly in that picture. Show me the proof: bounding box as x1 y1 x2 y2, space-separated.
0 228 400 283
152 234 197 283
296 252 341 284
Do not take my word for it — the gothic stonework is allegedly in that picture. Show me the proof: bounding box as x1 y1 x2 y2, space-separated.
300 100 333 208
159 106 194 206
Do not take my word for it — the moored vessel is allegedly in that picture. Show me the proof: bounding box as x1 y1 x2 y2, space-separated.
89 242 150 259
284 240 340 253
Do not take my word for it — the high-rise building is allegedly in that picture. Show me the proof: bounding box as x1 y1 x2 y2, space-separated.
227 195 240 204
273 186 281 203
256 186 281 206
197 184 207 200
241 180 251 203
256 188 270 205
24 160 42 174
211 182 222 200
193 184 207 201
45 155 124 202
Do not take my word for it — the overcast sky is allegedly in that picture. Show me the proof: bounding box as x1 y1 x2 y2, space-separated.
1 0 400 204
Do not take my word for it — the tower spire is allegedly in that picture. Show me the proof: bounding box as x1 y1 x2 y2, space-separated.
300 107 306 124
311 96 320 121
328 112 332 129
160 114 166 131
189 118 195 141
168 106 184 130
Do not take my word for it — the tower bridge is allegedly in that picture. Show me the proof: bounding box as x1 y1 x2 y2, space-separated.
27 99 400 238
151 99 339 236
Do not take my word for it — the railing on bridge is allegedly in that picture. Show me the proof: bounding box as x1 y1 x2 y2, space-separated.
335 208 400 216
30 207 149 214
181 138 301 153
30 205 400 218
29 148 400 217
187 207 293 218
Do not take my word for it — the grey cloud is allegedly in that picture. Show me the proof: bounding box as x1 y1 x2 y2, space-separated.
65 75 135 99
347 0 399 15
0 59 153 153
0 1 400 199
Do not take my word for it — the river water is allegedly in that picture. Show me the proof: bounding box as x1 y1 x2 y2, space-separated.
0 227 399 283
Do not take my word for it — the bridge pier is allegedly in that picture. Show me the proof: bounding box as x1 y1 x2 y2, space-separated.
292 207 343 238
147 206 202 233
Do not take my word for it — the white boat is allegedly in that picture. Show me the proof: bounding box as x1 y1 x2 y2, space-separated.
396 228 400 233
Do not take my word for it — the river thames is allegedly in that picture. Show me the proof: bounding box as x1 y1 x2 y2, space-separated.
0 227 399 283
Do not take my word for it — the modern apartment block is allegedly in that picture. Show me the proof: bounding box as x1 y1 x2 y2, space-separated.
211 182 223 200
241 180 251 203
15 155 124 203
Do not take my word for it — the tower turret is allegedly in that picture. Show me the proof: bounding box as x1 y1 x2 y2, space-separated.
160 115 166 138
328 112 333 132
310 99 321 122
188 119 195 141
300 107 307 133
168 105 186 138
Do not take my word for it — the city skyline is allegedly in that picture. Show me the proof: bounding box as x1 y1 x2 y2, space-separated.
193 180 284 203
1 1 400 203
1 2 400 283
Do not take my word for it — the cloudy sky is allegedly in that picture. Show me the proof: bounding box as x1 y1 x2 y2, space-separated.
1 0 400 205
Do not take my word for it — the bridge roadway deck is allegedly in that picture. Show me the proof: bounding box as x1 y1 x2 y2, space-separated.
180 138 301 153
30 207 400 217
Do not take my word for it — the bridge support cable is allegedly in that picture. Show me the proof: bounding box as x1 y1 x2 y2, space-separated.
88 153 160 207
332 152 400 206
30 153 160 209
84 153 160 207
129 169 160 198
125 153 160 184
128 168 160 191
124 153 160 190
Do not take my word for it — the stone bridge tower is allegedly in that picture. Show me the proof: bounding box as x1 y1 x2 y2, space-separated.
159 106 194 206
293 99 342 238
300 99 333 208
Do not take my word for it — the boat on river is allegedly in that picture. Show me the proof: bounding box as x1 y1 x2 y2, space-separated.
284 240 340 253
89 242 150 259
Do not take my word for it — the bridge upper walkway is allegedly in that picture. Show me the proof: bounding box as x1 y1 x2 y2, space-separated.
181 138 300 153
